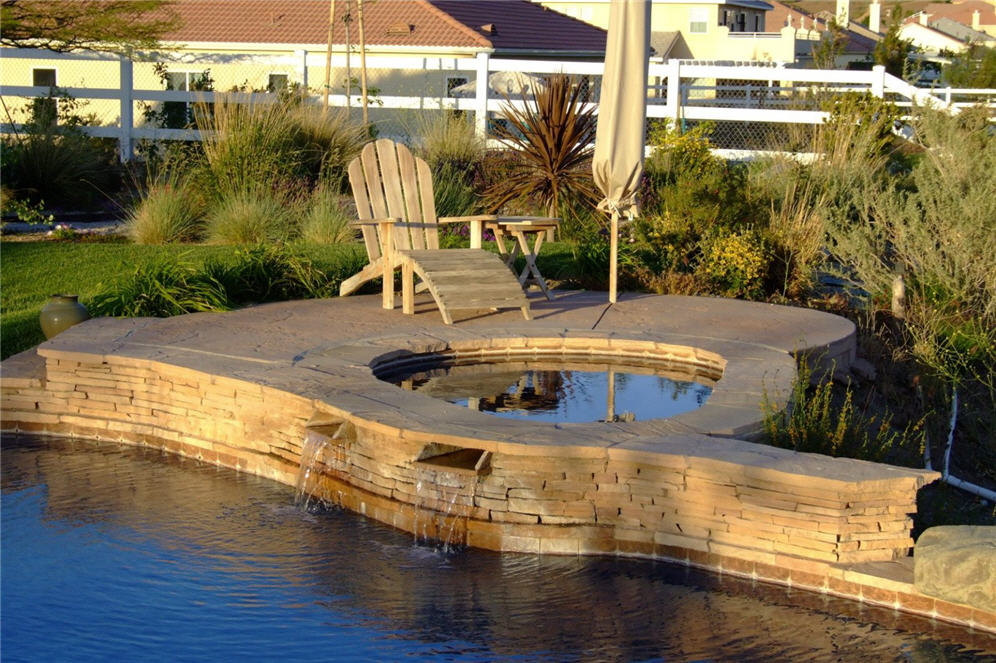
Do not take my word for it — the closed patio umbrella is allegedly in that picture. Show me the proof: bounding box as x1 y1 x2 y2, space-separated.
593 0 651 304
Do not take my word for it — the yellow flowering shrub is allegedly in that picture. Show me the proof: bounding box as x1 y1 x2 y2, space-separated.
698 229 769 299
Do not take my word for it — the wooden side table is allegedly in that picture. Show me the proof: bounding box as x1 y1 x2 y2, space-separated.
484 217 560 301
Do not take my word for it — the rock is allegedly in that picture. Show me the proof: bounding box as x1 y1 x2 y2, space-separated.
914 525 996 613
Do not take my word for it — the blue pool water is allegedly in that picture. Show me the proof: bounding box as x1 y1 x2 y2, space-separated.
2 434 994 662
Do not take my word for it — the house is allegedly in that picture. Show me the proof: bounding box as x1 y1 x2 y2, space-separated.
535 0 799 63
1 0 606 129
900 11 996 57
766 0 878 68
917 0 996 39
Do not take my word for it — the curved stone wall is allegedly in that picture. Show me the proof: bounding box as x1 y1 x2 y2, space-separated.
2 294 991 632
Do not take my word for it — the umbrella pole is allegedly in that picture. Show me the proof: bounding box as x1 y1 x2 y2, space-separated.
609 209 619 304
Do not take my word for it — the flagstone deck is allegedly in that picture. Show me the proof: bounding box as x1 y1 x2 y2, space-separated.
3 291 990 633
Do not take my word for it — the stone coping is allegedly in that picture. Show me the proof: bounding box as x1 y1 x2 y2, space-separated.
298 329 795 441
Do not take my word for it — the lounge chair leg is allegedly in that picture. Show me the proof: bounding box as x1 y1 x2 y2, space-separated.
521 306 532 321
402 259 414 315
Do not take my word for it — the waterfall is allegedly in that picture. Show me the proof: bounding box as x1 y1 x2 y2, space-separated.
294 429 330 510
412 465 478 552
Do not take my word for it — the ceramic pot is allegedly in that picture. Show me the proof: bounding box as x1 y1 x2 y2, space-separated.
40 294 90 339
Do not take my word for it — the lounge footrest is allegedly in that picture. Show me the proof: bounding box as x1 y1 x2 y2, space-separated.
404 249 531 324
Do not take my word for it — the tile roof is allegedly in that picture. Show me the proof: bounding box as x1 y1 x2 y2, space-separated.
920 0 996 27
162 0 605 53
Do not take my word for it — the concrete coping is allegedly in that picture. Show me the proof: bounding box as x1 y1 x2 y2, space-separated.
297 328 798 445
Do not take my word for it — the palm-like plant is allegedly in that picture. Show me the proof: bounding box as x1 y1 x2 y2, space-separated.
486 74 598 216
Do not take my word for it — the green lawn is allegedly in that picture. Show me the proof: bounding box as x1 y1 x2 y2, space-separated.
0 238 579 360
0 238 369 359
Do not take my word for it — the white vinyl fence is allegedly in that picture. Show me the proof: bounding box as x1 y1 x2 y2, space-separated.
1 47 994 161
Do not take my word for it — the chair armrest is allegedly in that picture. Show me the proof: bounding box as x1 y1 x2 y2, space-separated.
494 216 561 225
437 214 499 225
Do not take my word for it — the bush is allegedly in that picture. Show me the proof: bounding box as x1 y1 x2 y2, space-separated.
1 94 120 210
697 228 769 299
287 103 367 188
300 187 354 245
89 257 230 317
486 74 598 217
412 111 486 173
203 244 336 303
432 161 482 219
204 188 295 245
193 94 306 198
126 180 204 244
761 358 923 463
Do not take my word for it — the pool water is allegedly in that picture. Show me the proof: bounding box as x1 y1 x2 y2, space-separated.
3 434 994 662
384 359 713 423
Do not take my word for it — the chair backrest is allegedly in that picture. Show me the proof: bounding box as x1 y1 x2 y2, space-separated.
348 139 439 262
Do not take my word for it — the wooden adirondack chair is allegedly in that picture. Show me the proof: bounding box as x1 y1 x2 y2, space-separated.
340 139 541 324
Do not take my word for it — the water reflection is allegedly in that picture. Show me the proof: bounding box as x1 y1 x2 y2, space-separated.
2 434 993 662
384 359 713 423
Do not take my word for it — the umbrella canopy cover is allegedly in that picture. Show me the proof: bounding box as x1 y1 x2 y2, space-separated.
593 0 651 218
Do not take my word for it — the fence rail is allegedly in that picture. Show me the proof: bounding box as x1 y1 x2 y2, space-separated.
2 47 993 161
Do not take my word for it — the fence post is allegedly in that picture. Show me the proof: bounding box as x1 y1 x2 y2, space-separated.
474 51 489 139
871 64 885 98
118 53 134 162
296 49 309 89
666 58 681 123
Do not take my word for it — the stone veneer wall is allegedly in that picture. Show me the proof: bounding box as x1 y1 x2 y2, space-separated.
4 349 993 633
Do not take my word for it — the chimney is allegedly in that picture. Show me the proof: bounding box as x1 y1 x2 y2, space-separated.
919 11 929 26
869 0 881 33
972 9 981 30
836 0 849 25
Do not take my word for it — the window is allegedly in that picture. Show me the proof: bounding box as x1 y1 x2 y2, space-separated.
689 8 709 34
268 74 289 94
447 76 468 97
754 15 761 31
31 68 58 125
162 70 211 129
33 68 57 87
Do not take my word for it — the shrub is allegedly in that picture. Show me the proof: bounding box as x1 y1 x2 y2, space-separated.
761 358 923 463
2 93 120 210
412 111 486 173
287 104 367 188
486 74 598 217
204 188 295 245
203 244 337 304
126 180 204 244
747 157 827 298
432 161 482 218
193 94 305 198
697 228 769 300
89 257 230 317
300 187 354 245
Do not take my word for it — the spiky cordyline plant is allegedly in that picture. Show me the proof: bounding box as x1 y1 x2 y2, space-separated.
486 74 598 216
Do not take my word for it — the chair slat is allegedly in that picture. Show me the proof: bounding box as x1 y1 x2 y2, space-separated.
348 157 381 261
416 158 440 250
396 145 426 250
375 139 412 252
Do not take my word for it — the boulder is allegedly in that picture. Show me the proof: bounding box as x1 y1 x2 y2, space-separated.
914 525 996 613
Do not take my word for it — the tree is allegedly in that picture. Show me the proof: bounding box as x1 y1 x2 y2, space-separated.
873 7 917 78
944 46 996 88
812 19 847 70
0 0 179 53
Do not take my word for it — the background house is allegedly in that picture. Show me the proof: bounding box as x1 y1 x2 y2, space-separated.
1 0 606 130
535 0 799 63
